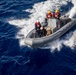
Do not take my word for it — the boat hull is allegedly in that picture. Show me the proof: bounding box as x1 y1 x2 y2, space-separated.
24 19 76 47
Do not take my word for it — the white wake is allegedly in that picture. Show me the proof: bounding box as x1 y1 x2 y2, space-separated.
69 0 76 18
7 0 76 51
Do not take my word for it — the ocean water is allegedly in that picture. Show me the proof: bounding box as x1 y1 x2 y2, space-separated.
0 0 76 75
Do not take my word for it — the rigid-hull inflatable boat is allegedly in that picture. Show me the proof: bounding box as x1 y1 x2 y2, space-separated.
24 17 76 47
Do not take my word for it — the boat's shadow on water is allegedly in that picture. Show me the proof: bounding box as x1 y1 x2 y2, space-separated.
27 45 76 75
29 48 51 68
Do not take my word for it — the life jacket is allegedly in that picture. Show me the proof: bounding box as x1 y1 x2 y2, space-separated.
46 13 52 19
55 12 60 18
35 22 41 27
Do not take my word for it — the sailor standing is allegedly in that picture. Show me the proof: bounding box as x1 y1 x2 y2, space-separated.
46 10 52 19
55 9 60 19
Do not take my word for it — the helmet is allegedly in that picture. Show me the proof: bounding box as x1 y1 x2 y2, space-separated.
47 10 51 14
36 20 39 22
35 20 40 25
55 9 59 13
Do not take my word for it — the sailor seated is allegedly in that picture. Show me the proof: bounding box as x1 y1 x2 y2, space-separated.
39 26 47 37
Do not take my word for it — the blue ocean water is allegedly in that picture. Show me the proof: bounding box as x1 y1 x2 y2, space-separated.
0 0 76 75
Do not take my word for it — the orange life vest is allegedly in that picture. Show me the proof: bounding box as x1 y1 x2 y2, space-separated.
46 13 52 19
55 12 60 18
35 22 41 27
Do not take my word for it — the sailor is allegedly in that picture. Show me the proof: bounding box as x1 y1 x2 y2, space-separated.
46 10 52 19
39 26 47 37
35 20 41 36
55 9 60 19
